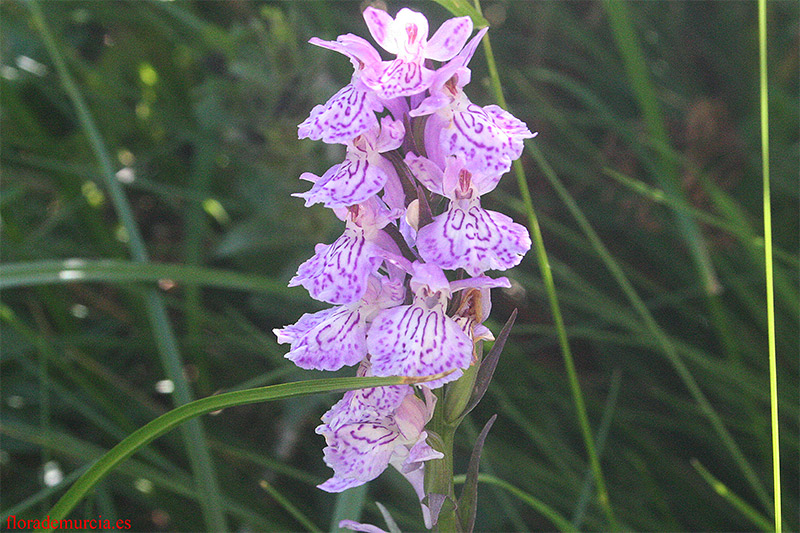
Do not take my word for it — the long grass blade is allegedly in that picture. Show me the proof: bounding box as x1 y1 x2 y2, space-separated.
0 259 291 294
601 0 720 296
472 0 617 527
259 479 323 533
27 3 227 527
572 369 623 528
0 422 273 529
453 474 576 533
691 459 773 531
759 0 782 529
45 374 434 521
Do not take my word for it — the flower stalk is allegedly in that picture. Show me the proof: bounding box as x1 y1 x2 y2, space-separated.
276 6 535 530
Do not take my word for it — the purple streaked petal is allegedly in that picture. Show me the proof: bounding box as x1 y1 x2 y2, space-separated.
440 102 534 178
367 304 472 388
298 84 382 144
318 419 399 484
318 476 365 493
362 7 395 53
409 261 451 295
417 203 532 276
445 27 488 73
289 227 383 304
409 90 450 118
296 154 393 209
443 103 514 176
375 115 406 152
321 384 412 429
310 34 382 71
282 306 367 371
274 307 337 346
391 8 430 56
425 16 472 61
483 104 535 138
450 275 511 293
368 59 434 100
404 153 445 195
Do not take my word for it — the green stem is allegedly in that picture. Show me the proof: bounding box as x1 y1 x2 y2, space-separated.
759 0 782 530
475 1 617 528
45 376 416 522
434 428 458 532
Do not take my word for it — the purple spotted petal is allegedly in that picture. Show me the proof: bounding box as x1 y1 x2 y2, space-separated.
362 7 395 54
417 201 532 276
367 304 472 388
483 104 534 137
289 226 383 304
439 102 535 177
318 476 366 493
298 84 382 144
367 59 434 100
443 103 514 175
425 16 472 61
274 307 336 346
278 306 367 371
309 34 382 72
317 418 399 489
322 383 412 429
404 153 445 195
296 154 395 209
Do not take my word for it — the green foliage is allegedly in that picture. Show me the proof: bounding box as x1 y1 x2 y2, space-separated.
1 1 797 531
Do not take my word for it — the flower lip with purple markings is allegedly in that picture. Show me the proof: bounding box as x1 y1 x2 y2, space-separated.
278 5 533 527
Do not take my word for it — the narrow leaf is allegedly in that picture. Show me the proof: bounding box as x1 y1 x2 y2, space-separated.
46 375 426 521
461 309 517 418
0 259 291 295
424 493 447 527
330 484 368 532
375 502 402 533
457 414 497 533
415 182 434 229
691 459 773 532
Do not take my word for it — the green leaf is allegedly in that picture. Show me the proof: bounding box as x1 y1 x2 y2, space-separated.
431 0 489 28
46 375 439 521
330 484 368 532
0 259 292 296
460 310 517 419
457 414 496 533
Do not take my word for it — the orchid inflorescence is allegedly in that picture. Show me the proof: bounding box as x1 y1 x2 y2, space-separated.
275 6 534 529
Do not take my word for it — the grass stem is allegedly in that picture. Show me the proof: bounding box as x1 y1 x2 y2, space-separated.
759 0 782 529
474 1 617 528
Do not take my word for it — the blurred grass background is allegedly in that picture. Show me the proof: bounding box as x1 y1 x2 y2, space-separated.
1 1 797 531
